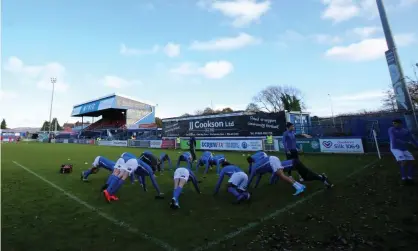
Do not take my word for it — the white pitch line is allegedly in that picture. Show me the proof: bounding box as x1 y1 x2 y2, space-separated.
193 159 380 251
12 161 177 251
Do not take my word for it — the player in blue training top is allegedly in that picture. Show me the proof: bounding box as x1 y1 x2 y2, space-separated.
207 154 226 174
247 155 305 196
133 158 164 199
388 119 418 184
176 152 193 170
171 166 201 209
195 151 213 173
213 161 251 203
81 156 116 181
159 152 172 171
247 151 268 171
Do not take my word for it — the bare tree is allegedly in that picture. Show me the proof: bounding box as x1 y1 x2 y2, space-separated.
407 80 418 107
220 107 233 113
246 102 261 112
381 80 418 110
253 85 304 112
194 110 203 115
381 89 397 111
202 107 215 115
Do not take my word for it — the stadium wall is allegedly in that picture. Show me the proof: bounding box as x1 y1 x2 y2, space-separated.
48 136 371 154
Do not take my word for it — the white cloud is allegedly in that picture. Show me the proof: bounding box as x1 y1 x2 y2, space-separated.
278 30 342 46
279 30 306 42
120 43 160 56
101 75 141 89
0 90 18 101
121 43 181 57
336 90 386 101
399 0 418 7
307 89 386 116
321 0 360 23
200 0 271 27
189 33 260 51
163 43 181 57
325 33 415 61
311 34 343 44
3 56 69 92
321 0 378 23
170 60 234 79
198 61 234 79
348 26 381 38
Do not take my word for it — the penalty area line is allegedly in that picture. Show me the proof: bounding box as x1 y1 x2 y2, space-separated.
12 161 177 251
193 159 380 251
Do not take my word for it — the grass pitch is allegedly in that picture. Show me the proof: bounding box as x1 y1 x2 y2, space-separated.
2 143 415 250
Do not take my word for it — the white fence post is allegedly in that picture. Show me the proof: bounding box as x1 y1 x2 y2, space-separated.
372 130 381 159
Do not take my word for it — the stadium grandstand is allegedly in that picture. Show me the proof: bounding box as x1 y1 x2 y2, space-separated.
59 93 161 141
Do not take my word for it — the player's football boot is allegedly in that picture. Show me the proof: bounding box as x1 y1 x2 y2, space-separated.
103 190 111 203
293 187 305 196
80 172 88 182
170 198 180 209
321 173 334 188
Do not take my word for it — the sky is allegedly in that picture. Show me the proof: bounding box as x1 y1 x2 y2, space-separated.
1 0 418 128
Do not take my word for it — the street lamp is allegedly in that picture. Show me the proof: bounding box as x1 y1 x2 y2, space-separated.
328 94 335 126
48 77 57 135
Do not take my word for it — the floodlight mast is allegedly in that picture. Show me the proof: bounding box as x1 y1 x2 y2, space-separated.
376 0 417 131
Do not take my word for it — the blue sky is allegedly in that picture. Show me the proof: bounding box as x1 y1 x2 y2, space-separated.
1 0 418 128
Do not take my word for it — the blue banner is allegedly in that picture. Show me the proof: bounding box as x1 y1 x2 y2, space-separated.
71 97 115 116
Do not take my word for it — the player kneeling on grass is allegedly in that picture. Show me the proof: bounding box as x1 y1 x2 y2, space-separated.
81 156 116 181
271 159 334 189
213 161 250 203
159 152 172 171
195 151 213 173
247 155 305 196
171 166 201 209
176 152 193 170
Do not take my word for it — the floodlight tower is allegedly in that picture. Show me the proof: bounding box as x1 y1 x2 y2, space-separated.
48 77 57 135
376 0 417 131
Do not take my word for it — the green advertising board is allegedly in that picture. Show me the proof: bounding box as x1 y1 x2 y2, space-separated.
276 137 320 153
180 139 202 150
